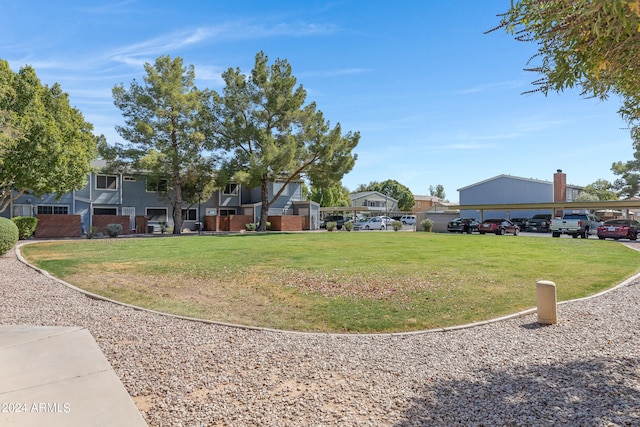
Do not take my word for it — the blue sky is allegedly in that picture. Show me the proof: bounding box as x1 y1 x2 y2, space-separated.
1 1 632 202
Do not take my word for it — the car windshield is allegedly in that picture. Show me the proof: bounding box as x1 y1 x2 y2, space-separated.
483 219 502 224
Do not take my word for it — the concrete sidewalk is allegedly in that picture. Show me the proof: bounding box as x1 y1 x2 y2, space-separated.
0 325 147 426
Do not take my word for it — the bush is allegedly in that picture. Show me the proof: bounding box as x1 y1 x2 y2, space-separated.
86 226 99 239
11 216 38 240
0 217 19 256
344 221 353 232
245 223 257 231
392 220 403 231
106 223 123 238
420 218 434 232
326 221 337 231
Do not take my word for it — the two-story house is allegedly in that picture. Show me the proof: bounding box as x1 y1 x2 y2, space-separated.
2 164 320 237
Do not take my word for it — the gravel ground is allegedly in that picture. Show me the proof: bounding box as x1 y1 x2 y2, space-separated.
2 242 640 426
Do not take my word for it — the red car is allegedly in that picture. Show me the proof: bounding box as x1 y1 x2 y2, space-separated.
477 219 519 235
597 219 640 241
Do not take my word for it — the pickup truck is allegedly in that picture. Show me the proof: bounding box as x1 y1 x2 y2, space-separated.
526 214 552 232
550 213 601 238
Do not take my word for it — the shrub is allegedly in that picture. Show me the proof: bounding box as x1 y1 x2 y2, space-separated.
326 221 337 231
0 217 19 256
11 216 38 240
106 223 123 238
392 220 403 231
245 223 257 231
86 226 99 239
420 218 434 232
344 221 353 232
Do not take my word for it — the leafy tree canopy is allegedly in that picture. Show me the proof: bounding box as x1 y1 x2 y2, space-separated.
111 55 216 233
0 59 97 213
495 1 640 197
310 182 351 207
429 184 446 200
355 179 415 211
581 179 619 201
208 52 359 231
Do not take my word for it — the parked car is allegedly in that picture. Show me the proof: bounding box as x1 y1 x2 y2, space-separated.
400 215 416 225
511 217 529 231
478 219 519 235
526 214 552 232
597 219 640 241
320 215 346 230
447 218 479 234
353 216 386 230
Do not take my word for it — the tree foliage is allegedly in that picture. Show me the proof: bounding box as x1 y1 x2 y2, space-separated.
112 55 216 233
581 179 619 201
208 52 359 231
310 182 351 207
429 184 446 200
0 60 98 212
356 179 415 211
494 1 640 197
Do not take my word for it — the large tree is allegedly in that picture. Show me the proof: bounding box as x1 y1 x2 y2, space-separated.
112 55 215 234
208 52 359 231
0 60 97 213
494 1 640 196
310 182 351 207
356 179 415 212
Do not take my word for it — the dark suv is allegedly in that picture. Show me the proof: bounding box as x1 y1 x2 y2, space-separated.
321 215 346 230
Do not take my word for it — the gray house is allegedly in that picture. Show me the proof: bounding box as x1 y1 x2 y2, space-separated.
3 166 320 235
458 170 583 220
349 191 399 216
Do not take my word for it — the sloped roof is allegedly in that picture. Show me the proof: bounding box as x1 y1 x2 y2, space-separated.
457 174 551 191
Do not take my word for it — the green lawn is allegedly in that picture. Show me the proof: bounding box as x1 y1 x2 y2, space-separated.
20 232 640 333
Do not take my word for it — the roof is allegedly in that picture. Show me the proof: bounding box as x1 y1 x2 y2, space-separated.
457 174 551 191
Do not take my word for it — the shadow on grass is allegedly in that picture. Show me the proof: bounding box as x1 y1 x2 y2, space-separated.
396 356 640 426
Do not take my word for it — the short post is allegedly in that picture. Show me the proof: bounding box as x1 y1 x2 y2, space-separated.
536 280 557 324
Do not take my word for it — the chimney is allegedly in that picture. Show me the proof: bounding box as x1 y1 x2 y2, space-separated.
553 169 566 217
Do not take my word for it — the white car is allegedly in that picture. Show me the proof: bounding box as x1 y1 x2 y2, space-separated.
353 216 386 230
380 216 395 226
400 215 416 225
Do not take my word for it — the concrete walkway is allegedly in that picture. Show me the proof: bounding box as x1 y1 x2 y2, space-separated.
0 324 147 426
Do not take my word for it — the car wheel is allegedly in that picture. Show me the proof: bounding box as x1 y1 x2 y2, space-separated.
381 225 385 230
365 225 370 230
582 229 589 239
479 231 485 235
632 232 638 241
497 228 505 235
552 232 561 238
514 228 519 236
598 236 605 240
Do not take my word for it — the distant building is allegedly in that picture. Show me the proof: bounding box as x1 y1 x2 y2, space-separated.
349 191 399 216
458 170 583 219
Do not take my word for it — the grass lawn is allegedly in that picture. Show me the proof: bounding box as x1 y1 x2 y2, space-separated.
20 232 640 333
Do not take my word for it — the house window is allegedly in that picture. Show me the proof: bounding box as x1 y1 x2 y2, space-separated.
94 207 117 215
219 209 236 216
146 178 168 193
273 182 289 196
96 175 117 190
182 208 197 221
146 208 168 222
223 183 238 195
37 205 68 215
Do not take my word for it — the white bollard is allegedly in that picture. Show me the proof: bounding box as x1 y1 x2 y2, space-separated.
536 280 557 325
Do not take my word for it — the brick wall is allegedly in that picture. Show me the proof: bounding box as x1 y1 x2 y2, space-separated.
35 215 82 238
92 215 131 235
268 215 303 231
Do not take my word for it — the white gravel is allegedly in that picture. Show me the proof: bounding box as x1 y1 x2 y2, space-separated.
2 242 640 426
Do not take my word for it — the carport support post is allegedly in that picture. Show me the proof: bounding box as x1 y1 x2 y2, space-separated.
536 280 557 325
